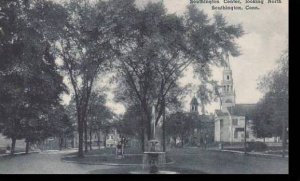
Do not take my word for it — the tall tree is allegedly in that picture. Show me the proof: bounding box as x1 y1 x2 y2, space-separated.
114 2 243 149
0 0 67 154
252 94 275 140
57 0 118 157
254 50 288 156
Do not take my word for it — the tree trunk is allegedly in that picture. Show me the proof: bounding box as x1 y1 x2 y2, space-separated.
162 103 166 152
104 134 107 148
148 119 151 141
25 139 30 154
142 128 146 152
97 130 101 149
64 137 67 149
11 137 16 155
84 118 88 153
244 119 247 154
140 114 145 152
59 137 63 151
71 138 74 148
89 128 92 151
78 114 84 157
174 137 177 148
181 136 184 148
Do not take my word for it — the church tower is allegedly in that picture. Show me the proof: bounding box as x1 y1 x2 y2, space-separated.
220 54 236 111
190 96 199 113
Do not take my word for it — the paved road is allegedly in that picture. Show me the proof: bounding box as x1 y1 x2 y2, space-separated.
0 150 115 174
0 148 288 174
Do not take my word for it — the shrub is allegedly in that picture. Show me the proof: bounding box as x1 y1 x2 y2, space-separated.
246 142 268 152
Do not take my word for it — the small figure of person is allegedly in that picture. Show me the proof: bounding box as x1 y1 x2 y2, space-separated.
6 145 11 154
116 141 123 159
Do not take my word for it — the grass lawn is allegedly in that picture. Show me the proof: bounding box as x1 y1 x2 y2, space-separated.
224 146 288 156
62 148 172 165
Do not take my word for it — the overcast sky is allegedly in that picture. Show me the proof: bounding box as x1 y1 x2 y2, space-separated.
62 0 288 114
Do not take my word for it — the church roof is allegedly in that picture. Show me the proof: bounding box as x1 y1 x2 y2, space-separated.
215 104 256 118
215 110 229 117
228 104 256 118
190 96 199 105
199 114 214 122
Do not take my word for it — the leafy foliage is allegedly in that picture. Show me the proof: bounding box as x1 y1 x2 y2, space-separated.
0 1 67 150
113 2 243 143
252 50 288 138
165 111 198 146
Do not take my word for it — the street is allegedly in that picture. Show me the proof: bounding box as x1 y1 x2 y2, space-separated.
0 148 288 174
0 150 114 174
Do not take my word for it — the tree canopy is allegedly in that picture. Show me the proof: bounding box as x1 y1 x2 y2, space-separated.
252 50 288 138
113 2 243 144
0 0 67 154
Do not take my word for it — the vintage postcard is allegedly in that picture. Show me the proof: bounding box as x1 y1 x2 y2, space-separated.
0 0 288 174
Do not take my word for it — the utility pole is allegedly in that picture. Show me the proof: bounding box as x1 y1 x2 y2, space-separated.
219 119 223 150
244 118 247 155
281 118 286 158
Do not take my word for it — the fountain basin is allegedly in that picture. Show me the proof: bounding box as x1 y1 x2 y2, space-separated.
129 170 178 174
143 152 166 165
143 151 166 173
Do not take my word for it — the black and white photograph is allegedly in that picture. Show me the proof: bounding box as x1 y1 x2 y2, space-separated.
0 0 288 174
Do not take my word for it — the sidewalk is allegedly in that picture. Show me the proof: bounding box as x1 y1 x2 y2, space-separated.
208 148 288 159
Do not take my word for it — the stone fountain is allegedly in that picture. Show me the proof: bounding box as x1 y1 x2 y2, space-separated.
143 140 166 173
142 105 167 173
129 105 177 174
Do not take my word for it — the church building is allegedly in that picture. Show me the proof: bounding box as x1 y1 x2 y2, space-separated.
214 56 257 143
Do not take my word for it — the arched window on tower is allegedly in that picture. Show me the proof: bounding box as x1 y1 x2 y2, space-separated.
227 75 230 80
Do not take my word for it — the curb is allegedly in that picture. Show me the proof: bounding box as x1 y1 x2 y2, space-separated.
208 149 288 160
61 155 175 166
62 159 175 166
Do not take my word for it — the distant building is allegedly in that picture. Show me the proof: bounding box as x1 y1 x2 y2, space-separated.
214 56 260 143
0 134 11 149
72 126 120 149
0 133 26 152
189 97 215 146
105 128 121 148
